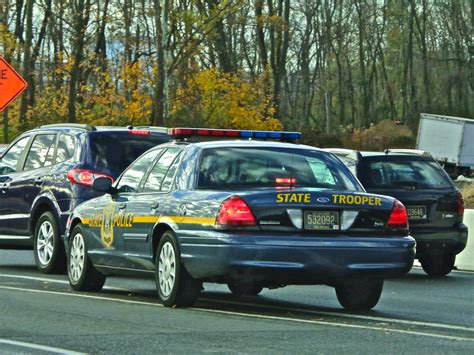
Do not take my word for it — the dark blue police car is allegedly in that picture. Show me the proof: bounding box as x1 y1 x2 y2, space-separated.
0 124 170 273
65 128 416 310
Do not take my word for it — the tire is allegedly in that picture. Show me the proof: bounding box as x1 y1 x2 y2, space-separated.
155 231 201 307
335 278 383 311
68 224 106 292
420 252 455 277
227 282 263 296
34 211 66 274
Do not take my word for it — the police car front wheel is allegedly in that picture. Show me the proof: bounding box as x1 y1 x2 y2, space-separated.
68 224 106 292
156 231 201 307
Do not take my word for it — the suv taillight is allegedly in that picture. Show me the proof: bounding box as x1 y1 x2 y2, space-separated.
386 200 408 230
457 192 465 216
216 196 256 227
67 169 114 186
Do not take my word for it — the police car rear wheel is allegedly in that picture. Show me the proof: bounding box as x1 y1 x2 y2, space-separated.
227 282 263 296
68 224 106 292
335 278 383 311
156 231 201 307
34 211 66 274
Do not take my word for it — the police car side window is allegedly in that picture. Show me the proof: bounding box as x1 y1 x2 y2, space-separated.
143 148 181 192
23 134 56 171
0 136 29 174
116 149 163 193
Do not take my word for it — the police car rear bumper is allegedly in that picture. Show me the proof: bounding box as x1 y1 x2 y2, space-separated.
179 232 416 284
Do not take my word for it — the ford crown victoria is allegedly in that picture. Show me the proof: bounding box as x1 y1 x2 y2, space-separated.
65 128 416 310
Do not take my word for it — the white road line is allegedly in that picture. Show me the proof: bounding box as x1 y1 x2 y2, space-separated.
0 285 472 342
0 338 85 354
0 273 127 291
1 273 472 333
200 297 474 333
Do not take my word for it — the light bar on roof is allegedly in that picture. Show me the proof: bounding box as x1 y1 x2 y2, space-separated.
168 128 301 141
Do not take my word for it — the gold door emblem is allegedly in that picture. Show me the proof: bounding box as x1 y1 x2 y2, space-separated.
101 204 115 247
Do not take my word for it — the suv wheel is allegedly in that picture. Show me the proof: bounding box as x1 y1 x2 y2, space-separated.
156 231 201 307
34 211 66 274
68 224 106 291
420 252 455 277
335 278 383 311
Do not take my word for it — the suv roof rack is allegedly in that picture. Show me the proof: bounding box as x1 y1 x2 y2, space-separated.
40 123 96 131
384 148 432 157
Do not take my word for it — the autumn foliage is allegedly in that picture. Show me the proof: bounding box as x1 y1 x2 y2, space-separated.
171 68 281 130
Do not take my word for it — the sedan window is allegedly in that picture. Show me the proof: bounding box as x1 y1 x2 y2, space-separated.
116 149 163 193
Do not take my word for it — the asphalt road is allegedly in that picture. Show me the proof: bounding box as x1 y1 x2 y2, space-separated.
0 250 472 354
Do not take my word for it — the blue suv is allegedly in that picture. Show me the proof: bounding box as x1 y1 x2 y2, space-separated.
0 124 170 273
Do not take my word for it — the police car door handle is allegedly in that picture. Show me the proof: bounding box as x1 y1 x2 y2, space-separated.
150 202 159 210
118 203 127 210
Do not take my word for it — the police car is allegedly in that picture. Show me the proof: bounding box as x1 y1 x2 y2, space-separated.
65 128 415 310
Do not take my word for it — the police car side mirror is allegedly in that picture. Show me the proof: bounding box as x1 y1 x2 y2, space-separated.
93 177 115 194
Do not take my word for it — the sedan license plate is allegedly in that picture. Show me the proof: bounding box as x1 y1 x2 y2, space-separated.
304 211 340 230
407 206 427 219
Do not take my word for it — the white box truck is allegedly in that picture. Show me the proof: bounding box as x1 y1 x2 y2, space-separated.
416 113 474 177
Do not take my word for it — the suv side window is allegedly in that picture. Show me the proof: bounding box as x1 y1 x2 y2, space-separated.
143 148 182 192
56 134 76 163
24 134 56 171
116 149 163 193
0 136 30 174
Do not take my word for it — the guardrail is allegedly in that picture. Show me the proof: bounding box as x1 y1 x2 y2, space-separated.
456 209 473 271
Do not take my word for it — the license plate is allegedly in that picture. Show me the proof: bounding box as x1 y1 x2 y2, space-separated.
407 206 427 219
304 211 340 230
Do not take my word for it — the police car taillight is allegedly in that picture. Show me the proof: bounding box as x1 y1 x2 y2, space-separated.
216 196 256 227
168 127 301 141
67 169 114 187
386 200 408 229
275 177 296 185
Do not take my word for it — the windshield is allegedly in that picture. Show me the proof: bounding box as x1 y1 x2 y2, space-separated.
197 147 361 191
360 159 453 189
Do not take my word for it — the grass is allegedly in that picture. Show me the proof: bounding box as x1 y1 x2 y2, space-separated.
461 184 474 209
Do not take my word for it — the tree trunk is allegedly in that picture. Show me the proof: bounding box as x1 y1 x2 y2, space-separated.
67 0 91 123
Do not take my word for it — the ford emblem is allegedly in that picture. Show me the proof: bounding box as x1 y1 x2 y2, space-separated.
316 197 330 203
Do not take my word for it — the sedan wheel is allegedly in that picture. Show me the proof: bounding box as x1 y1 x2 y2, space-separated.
69 232 85 283
336 278 383 311
156 231 201 307
158 241 176 297
68 224 105 291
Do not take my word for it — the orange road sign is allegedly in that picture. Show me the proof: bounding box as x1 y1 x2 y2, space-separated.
0 56 28 112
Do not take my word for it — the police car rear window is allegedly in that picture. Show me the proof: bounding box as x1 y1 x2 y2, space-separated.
90 133 169 173
197 147 360 191
360 160 453 189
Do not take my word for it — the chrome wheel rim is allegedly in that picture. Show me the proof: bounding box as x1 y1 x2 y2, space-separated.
158 241 176 297
37 221 54 265
69 233 85 282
